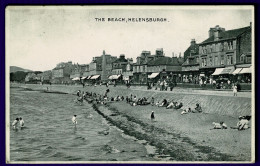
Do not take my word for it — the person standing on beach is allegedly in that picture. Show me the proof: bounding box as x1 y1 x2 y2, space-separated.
151 111 155 120
232 83 238 96
72 115 77 127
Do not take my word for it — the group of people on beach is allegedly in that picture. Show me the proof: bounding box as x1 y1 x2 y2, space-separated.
74 88 250 131
212 115 251 130
12 117 24 130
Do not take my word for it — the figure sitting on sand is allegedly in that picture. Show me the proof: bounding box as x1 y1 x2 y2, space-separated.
130 96 137 106
181 108 191 115
155 101 160 106
212 122 227 129
166 100 175 109
230 116 250 130
115 96 121 101
77 90 81 97
158 99 168 107
76 95 84 105
192 103 202 113
174 102 183 109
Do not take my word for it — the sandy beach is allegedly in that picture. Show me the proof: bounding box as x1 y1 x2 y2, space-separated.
9 83 253 162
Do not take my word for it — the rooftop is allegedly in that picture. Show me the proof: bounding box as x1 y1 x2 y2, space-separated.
201 26 250 44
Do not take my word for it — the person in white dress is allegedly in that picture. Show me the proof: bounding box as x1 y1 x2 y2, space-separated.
12 118 19 129
19 117 25 128
232 84 238 96
72 115 77 127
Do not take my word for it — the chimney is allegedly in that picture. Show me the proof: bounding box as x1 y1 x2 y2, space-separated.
209 25 225 38
190 39 196 46
250 22 252 27
172 52 175 57
120 54 125 59
208 28 214 38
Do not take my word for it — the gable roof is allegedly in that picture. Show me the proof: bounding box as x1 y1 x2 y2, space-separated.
148 57 181 66
201 26 250 44
184 44 199 57
113 57 128 63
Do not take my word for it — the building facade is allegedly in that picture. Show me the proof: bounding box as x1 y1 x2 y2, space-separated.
51 61 75 84
197 24 252 83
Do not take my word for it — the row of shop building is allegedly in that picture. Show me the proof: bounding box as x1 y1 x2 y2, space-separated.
25 23 252 85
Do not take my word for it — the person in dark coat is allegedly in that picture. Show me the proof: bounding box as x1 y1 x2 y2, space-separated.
151 111 155 120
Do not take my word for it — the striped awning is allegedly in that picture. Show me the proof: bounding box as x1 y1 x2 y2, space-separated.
220 67 235 75
212 68 224 76
232 68 243 75
108 75 121 80
239 66 252 74
72 77 80 80
90 75 100 79
148 72 159 78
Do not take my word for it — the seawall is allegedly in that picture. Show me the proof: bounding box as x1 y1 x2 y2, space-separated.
13 84 252 117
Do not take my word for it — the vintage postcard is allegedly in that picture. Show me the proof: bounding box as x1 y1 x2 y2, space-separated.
5 5 254 164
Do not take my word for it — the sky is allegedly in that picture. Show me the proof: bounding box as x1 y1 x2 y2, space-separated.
6 6 253 71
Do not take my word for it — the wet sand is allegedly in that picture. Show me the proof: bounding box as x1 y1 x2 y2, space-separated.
94 102 251 161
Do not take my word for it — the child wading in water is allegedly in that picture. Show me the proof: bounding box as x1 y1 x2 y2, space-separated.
72 115 77 127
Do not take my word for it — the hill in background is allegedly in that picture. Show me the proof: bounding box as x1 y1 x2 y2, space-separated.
10 66 33 73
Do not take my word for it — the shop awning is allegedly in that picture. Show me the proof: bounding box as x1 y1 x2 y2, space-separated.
239 66 252 74
72 77 80 81
148 72 159 78
232 68 243 75
220 67 235 75
108 75 121 80
90 75 100 79
212 68 224 76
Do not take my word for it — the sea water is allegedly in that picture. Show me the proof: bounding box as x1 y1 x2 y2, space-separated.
9 87 156 162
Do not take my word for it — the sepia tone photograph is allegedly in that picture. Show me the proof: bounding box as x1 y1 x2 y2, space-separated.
5 5 254 163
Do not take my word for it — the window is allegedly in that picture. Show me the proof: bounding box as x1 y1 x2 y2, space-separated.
209 56 213 66
227 55 233 65
202 46 207 54
210 45 213 53
240 54 246 63
220 43 224 51
215 56 219 66
228 41 233 50
201 58 207 67
221 56 224 65
247 56 251 63
196 57 199 63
